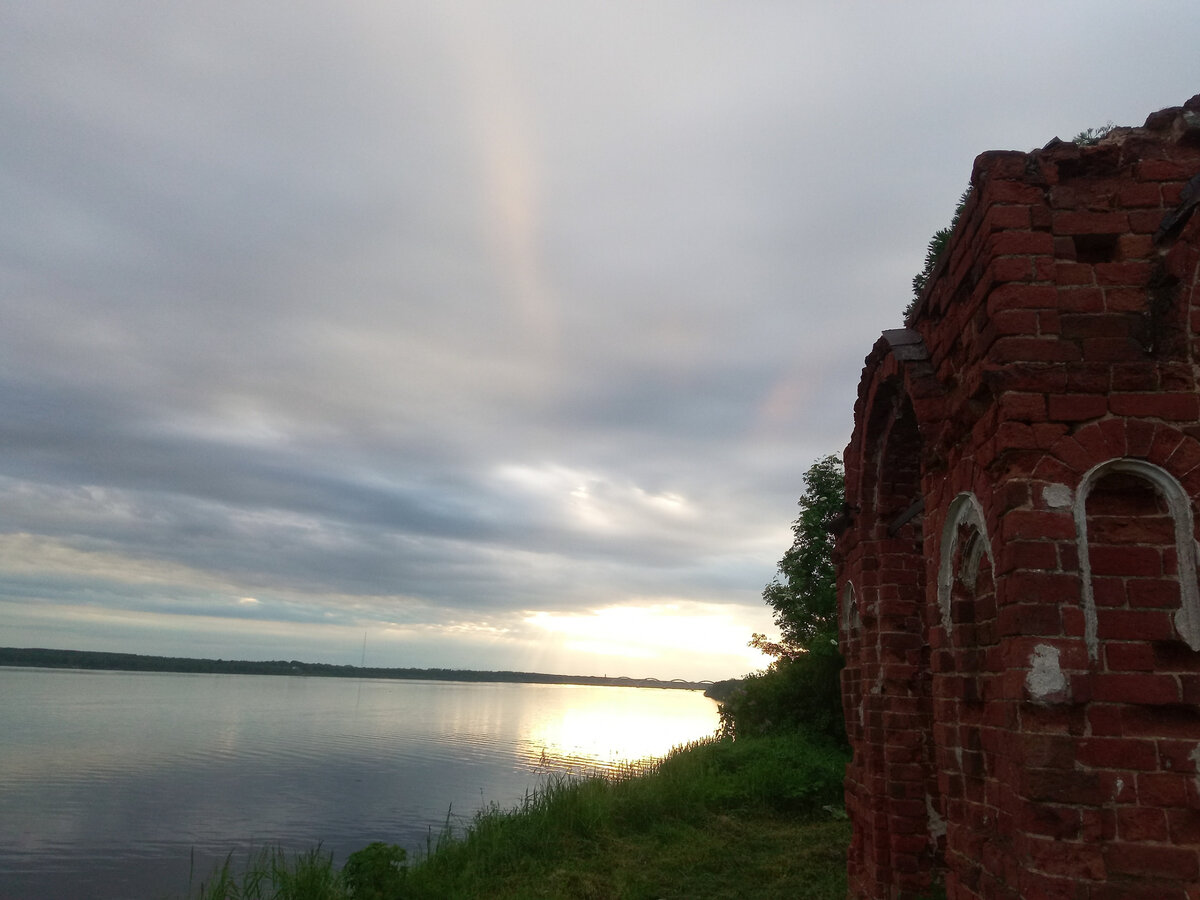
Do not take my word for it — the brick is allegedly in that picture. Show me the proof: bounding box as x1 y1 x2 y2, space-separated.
1149 427 1186 465
1103 641 1157 671
1157 740 1200 775
1091 576 1126 607
1087 515 1174 546
1118 233 1155 258
1021 733 1078 768
1098 417 1132 456
1000 573 1080 607
987 283 1061 313
984 179 1047 205
1047 393 1108 420
1092 882 1187 900
1125 419 1159 457
999 509 1077 542
990 255 1034 282
985 230 1056 258
1105 287 1151 314
1095 260 1154 286
1065 363 1115 393
1095 609 1176 642
983 204 1033 232
1055 263 1095 285
1122 705 1200 740
1077 737 1158 770
1166 438 1200 474
1036 309 1061 336
1053 210 1130 234
997 391 1047 421
989 308 1039 336
1116 806 1169 841
1087 704 1124 736
1137 159 1195 180
1103 841 1199 880
1088 545 1163 577
1110 392 1200 421
1127 578 1182 609
1021 803 1082 839
1129 209 1166 233
1058 286 1106 312
1117 182 1164 207
1167 808 1200 843
1000 540 1059 571
1091 673 1180 705
1060 313 1137 340
1027 835 1107 879
1080 337 1146 362
1024 768 1113 805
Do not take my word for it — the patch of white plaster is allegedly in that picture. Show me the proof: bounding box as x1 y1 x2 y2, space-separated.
1188 745 1200 797
1026 644 1067 702
1115 777 1125 801
871 668 884 696
1043 483 1073 509
926 793 946 841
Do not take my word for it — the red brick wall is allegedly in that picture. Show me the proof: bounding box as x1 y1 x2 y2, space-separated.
838 98 1200 899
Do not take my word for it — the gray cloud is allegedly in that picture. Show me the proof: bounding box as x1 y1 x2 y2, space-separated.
2 1 1198 677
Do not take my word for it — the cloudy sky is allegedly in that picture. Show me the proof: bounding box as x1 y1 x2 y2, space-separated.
1 3 1197 681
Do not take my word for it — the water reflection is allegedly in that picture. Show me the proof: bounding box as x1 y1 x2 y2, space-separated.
0 669 719 900
521 686 718 772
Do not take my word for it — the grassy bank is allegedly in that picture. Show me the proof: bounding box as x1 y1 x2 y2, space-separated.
187 732 851 900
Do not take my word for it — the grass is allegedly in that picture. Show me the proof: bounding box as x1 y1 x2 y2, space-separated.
186 732 852 900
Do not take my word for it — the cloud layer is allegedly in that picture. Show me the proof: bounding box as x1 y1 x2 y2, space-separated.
2 2 1198 678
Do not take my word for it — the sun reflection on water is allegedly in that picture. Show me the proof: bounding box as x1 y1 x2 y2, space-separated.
519 687 718 775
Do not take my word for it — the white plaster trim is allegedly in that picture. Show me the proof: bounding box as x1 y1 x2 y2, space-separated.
936 492 994 633
842 582 860 636
1075 457 1200 659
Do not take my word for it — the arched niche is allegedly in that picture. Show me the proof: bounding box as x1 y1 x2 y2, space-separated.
842 581 861 635
1074 457 1200 659
936 493 994 634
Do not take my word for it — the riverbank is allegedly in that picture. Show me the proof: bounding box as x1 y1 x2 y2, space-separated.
0 646 712 691
188 733 852 899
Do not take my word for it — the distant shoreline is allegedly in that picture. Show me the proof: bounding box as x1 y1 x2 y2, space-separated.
0 646 716 692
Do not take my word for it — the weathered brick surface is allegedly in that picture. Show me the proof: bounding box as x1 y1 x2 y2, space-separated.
837 100 1200 899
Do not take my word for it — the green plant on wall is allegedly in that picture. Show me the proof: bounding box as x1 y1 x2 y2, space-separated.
906 121 1120 320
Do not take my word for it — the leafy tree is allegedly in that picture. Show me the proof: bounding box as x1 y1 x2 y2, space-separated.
719 455 848 746
754 454 845 654
718 643 846 745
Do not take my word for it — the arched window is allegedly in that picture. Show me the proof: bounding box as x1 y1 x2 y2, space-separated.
936 493 993 635
1074 458 1200 660
842 581 861 635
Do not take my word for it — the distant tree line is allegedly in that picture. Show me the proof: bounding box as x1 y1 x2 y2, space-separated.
0 647 710 692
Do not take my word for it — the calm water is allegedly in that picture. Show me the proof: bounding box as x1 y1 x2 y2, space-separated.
0 667 719 900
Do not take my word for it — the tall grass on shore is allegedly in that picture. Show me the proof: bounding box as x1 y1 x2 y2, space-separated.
186 732 851 900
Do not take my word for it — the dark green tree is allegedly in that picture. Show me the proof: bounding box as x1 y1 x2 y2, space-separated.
722 455 848 745
754 454 845 654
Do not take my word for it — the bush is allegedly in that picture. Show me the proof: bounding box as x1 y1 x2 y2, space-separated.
342 842 407 900
717 644 845 746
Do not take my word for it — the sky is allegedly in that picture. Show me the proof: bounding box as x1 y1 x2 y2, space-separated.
1 3 1198 681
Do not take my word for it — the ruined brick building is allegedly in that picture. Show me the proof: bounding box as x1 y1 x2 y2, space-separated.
837 98 1200 899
